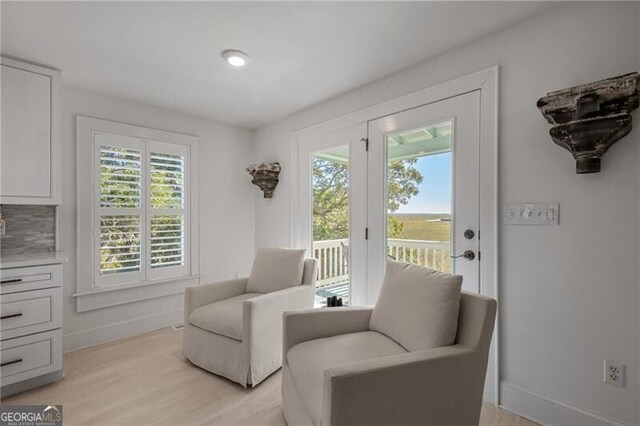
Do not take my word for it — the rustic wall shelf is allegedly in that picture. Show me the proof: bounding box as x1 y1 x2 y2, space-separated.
537 72 640 174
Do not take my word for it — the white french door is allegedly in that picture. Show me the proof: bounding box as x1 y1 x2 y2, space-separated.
296 91 482 306
366 91 481 303
294 123 367 306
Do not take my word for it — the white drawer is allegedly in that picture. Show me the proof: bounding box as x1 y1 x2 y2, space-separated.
0 287 62 340
0 329 62 386
0 264 62 294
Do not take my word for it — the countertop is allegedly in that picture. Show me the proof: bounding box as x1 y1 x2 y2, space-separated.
0 251 69 269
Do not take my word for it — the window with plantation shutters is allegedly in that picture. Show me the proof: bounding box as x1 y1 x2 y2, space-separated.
77 117 198 310
93 133 191 288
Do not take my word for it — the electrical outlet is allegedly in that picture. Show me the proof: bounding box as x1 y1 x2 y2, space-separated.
604 359 625 387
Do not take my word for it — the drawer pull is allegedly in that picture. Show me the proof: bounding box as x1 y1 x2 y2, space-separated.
0 313 23 320
1 279 22 284
1 358 23 367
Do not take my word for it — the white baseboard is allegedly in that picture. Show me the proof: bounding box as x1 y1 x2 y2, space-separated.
499 381 630 426
63 309 182 352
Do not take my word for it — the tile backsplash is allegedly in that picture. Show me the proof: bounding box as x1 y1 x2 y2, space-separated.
0 205 56 256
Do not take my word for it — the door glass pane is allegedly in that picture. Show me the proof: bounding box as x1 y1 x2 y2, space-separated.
386 121 453 272
312 145 350 306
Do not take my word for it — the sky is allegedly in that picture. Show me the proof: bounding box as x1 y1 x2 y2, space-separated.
395 152 451 214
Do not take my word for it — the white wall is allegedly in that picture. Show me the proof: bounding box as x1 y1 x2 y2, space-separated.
61 86 255 351
255 3 639 425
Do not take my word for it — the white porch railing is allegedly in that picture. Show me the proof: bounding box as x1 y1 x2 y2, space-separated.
312 238 452 289
312 239 349 288
387 239 452 274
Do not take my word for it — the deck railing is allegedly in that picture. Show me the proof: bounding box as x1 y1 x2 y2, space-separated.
312 239 349 288
387 239 452 273
312 238 451 289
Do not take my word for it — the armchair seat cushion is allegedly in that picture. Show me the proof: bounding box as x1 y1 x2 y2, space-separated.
188 293 262 341
287 331 407 423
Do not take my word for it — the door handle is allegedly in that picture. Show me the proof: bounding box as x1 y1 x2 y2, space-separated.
0 278 22 285
1 358 23 367
0 313 23 320
451 250 475 261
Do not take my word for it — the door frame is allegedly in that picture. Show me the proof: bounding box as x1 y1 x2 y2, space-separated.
290 66 499 404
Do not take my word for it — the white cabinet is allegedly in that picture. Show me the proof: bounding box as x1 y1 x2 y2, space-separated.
0 262 64 396
1 57 61 204
0 287 62 340
0 330 62 388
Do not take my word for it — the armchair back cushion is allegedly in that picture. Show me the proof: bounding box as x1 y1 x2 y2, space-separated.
370 260 462 351
247 247 306 293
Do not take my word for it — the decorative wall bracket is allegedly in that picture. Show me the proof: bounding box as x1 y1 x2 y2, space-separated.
246 162 281 198
537 72 640 174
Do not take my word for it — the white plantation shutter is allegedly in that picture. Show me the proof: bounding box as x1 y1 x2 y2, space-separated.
94 134 144 287
98 145 143 277
150 215 184 268
93 134 190 287
99 215 142 274
147 143 189 279
99 146 142 208
150 152 184 209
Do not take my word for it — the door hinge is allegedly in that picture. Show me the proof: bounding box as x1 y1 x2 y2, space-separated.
365 227 369 240
361 137 369 152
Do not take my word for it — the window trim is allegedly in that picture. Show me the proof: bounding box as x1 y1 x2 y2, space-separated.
76 116 200 312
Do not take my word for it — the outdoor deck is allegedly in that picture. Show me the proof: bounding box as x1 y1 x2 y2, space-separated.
312 238 451 305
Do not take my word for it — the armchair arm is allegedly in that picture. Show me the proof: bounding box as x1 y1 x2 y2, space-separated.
323 345 488 426
283 307 374 365
242 284 315 383
244 285 315 336
183 278 247 323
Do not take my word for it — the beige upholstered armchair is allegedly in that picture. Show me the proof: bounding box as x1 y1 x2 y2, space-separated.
183 248 318 387
282 261 497 426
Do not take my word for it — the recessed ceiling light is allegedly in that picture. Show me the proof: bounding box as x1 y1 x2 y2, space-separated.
221 49 248 67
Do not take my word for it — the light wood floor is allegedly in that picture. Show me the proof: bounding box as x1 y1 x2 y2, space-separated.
2 328 536 426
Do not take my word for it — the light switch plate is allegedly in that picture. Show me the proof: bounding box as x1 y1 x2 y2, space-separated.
505 203 559 226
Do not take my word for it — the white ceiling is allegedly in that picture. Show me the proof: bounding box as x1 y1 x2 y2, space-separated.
2 2 553 129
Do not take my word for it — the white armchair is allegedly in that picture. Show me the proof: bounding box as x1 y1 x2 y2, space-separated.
282 261 497 426
183 248 318 387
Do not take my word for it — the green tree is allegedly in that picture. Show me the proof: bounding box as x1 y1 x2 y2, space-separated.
312 159 349 241
312 157 423 241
